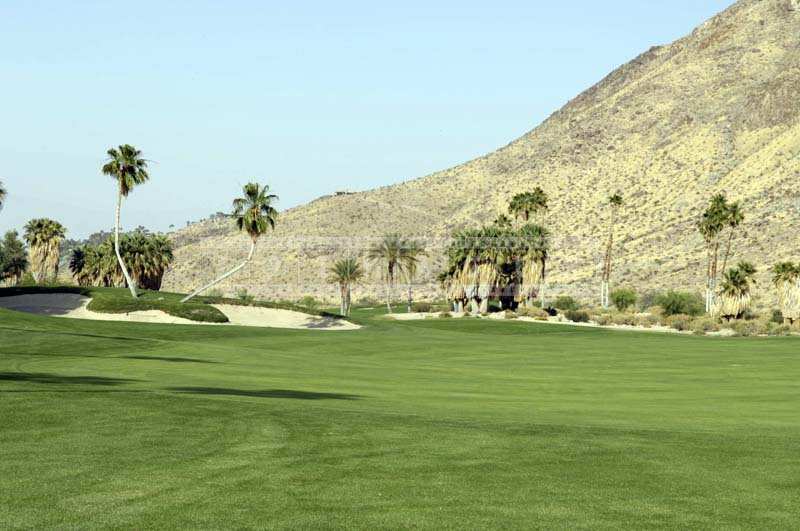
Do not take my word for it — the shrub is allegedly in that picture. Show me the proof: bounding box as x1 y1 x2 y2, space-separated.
644 305 664 318
553 296 579 312
205 288 224 298
770 309 784 324
611 312 637 326
503 310 518 320
690 316 721 335
412 302 432 313
236 289 255 303
634 313 660 328
518 306 549 319
593 313 613 326
565 309 590 323
730 319 768 337
656 291 704 317
297 295 320 310
611 288 637 311
439 311 452 319
665 314 693 331
638 290 661 311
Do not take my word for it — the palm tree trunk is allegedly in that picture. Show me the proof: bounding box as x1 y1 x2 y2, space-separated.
115 189 138 298
180 239 257 303
407 284 412 313
720 228 735 278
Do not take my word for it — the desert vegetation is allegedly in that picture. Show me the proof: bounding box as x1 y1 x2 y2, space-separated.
23 218 66 283
69 231 174 290
367 234 425 312
329 257 364 316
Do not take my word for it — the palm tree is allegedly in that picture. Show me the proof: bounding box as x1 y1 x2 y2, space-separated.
0 180 6 212
713 261 757 320
0 230 28 285
102 144 150 298
517 223 550 309
719 200 744 277
23 218 66 283
368 234 421 313
181 182 278 303
772 262 800 325
402 240 427 312
508 187 548 223
698 194 728 312
329 257 364 316
601 193 623 308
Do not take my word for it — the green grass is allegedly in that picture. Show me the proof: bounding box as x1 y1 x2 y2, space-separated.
1 289 799 528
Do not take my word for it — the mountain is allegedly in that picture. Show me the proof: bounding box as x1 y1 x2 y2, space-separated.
162 0 800 306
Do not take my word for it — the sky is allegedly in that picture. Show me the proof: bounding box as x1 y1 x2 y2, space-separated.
0 0 733 239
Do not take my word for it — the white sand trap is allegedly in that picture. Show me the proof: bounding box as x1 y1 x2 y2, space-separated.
0 294 360 330
212 304 360 330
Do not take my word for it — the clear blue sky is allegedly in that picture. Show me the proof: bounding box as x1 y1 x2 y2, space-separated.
0 0 733 238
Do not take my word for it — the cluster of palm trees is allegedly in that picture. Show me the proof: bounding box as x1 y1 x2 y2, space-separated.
23 218 67 283
69 231 174 290
698 193 745 313
439 191 550 313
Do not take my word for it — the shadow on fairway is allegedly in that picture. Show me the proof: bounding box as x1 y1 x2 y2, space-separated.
168 386 360 400
0 372 139 386
121 355 219 364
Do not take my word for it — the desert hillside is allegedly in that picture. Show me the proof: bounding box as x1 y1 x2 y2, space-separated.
163 0 800 305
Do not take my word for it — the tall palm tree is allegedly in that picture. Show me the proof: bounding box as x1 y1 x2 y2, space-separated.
328 257 364 316
601 193 623 308
181 182 278 303
698 194 728 312
719 200 744 277
23 218 66 283
368 234 419 313
102 144 150 298
517 223 550 309
402 240 427 312
713 261 757 320
772 262 800 325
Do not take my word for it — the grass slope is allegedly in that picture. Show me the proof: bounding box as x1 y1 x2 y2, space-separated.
1 298 799 528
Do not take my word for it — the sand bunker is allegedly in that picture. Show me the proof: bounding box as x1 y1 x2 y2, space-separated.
0 294 359 330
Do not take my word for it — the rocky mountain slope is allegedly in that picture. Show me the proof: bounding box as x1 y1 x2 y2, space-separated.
163 0 800 305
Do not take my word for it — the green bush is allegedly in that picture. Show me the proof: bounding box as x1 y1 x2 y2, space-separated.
665 314 693 331
205 288 224 298
411 302 432 313
87 293 229 323
237 289 255 303
771 309 784 324
553 296 579 312
611 288 637 311
656 291 705 317
297 295 320 309
565 309 590 323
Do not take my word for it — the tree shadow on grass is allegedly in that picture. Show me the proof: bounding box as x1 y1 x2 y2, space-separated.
0 372 139 386
120 355 219 364
168 386 360 400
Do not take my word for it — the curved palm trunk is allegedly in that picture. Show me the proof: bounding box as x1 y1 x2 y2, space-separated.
181 239 257 303
115 189 138 298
